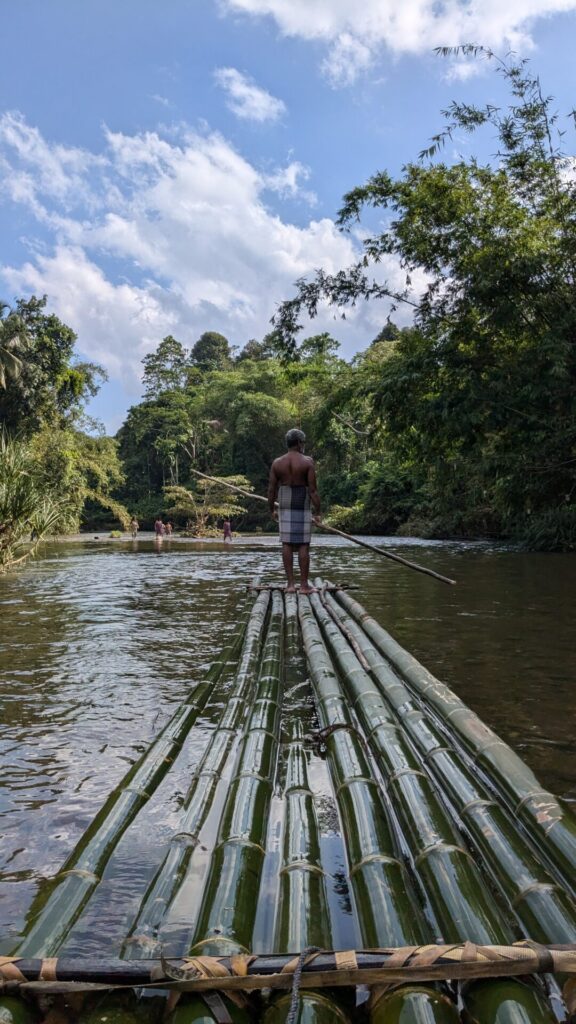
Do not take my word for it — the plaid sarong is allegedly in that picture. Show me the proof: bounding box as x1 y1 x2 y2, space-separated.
278 485 311 545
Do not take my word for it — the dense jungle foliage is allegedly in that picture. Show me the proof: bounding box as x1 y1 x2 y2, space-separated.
1 52 575 558
0 297 127 569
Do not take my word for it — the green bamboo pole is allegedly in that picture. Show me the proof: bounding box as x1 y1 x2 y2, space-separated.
370 989 462 1024
122 591 271 959
156 590 280 1024
298 597 460 1024
321 588 576 947
310 583 560 1024
460 978 557 1024
275 727 331 951
333 587 576 898
14 596 257 959
267 593 352 1024
189 590 284 956
298 597 429 947
308 587 510 946
266 646 350 1024
261 993 352 1024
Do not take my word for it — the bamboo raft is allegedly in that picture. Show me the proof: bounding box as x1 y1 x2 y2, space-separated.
2 582 576 1024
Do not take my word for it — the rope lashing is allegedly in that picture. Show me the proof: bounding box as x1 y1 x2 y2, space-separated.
282 947 323 1024
3 943 576 995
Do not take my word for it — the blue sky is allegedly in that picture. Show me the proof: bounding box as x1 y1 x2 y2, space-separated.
1 0 576 431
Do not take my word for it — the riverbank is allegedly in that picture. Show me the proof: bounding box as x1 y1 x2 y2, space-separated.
43 530 487 548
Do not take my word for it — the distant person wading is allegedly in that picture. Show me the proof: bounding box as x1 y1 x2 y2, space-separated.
268 428 321 594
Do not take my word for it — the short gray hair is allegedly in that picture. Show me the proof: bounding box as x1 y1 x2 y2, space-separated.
286 428 306 448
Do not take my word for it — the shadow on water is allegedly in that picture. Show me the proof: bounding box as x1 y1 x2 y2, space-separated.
0 535 574 954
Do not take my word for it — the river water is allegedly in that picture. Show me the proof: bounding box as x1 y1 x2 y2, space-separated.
0 535 574 956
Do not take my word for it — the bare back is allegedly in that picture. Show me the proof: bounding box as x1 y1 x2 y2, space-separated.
271 450 314 487
268 449 320 515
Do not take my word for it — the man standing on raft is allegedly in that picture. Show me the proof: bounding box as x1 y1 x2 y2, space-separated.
268 428 321 594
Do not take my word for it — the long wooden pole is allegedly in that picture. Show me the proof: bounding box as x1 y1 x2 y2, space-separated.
187 467 456 586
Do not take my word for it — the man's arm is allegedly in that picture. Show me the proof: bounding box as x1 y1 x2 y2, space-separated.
307 460 321 517
268 462 279 516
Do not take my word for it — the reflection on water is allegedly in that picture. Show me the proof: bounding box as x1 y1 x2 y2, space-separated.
0 536 574 955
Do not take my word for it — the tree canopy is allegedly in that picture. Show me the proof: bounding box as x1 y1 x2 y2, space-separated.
142 335 190 399
190 331 231 372
0 296 105 434
270 49 576 549
0 296 126 569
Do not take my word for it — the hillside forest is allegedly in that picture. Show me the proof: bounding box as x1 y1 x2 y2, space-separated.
1 51 575 567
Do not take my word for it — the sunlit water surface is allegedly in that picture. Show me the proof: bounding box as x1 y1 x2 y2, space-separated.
1 535 574 955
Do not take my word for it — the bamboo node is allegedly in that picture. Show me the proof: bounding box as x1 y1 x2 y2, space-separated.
423 744 460 761
335 776 380 797
59 869 99 882
514 791 562 819
125 785 153 799
414 842 474 867
279 862 326 877
172 832 200 849
511 881 561 906
214 837 267 855
386 767 428 785
458 796 499 815
311 722 368 754
349 852 405 875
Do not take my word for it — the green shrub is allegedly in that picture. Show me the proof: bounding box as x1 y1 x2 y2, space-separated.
517 505 576 552
325 502 367 532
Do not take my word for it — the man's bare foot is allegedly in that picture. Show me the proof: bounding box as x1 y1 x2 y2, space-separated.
299 585 317 595
285 584 297 593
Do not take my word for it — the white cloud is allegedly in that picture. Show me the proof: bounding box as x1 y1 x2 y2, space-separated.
0 111 105 206
321 33 374 87
2 247 176 387
214 67 287 121
263 161 317 204
219 0 576 84
2 114 410 412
